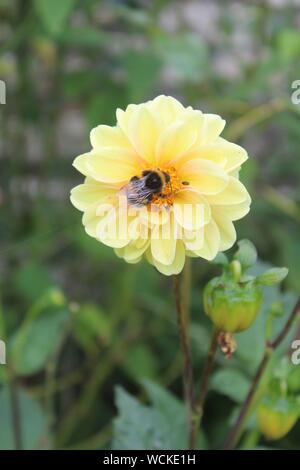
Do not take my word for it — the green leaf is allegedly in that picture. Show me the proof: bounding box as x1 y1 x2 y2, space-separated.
240 275 255 283
9 306 69 376
234 239 257 271
0 386 50 449
34 0 76 35
212 252 228 267
112 387 173 450
14 262 55 302
112 381 206 450
210 369 251 403
142 379 184 426
255 268 288 287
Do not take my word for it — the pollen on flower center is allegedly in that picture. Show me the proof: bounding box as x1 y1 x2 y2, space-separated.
154 167 179 205
147 166 184 206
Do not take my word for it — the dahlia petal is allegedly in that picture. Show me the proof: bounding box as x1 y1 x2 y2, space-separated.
216 138 248 172
96 205 131 248
127 105 159 164
85 148 139 183
82 203 101 238
229 168 240 178
185 250 201 258
150 240 186 276
176 137 247 173
138 205 170 227
180 159 229 195
73 152 91 176
151 236 176 266
150 217 178 266
212 208 237 251
203 114 226 143
116 104 138 134
90 125 131 150
183 226 204 252
206 177 250 205
149 95 185 127
116 254 142 264
173 189 210 230
156 114 202 165
213 201 251 221
127 215 149 241
189 218 220 260
174 146 227 168
115 238 150 263
70 179 116 211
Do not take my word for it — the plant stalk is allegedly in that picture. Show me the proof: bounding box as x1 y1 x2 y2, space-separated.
173 272 194 449
190 328 219 449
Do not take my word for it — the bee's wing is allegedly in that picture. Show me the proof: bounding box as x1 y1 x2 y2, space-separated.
124 176 153 206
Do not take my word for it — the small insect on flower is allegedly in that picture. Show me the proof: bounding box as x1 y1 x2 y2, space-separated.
70 95 251 275
123 170 171 207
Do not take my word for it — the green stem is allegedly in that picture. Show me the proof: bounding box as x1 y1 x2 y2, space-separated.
173 268 194 449
190 328 219 449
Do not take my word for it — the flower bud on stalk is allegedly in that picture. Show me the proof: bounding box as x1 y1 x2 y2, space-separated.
256 396 299 440
204 274 263 333
203 240 288 335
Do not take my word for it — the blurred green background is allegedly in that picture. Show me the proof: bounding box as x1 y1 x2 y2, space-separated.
0 0 300 450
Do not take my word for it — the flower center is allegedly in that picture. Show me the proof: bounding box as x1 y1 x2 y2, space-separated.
145 166 187 207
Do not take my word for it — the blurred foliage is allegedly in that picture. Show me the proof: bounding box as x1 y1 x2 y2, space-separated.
0 0 300 451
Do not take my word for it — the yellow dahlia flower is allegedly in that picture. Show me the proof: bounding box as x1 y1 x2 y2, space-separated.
70 95 250 275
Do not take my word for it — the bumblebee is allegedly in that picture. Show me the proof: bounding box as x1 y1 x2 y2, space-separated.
124 169 170 207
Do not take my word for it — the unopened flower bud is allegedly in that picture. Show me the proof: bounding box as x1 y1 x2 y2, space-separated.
256 397 299 440
203 277 263 333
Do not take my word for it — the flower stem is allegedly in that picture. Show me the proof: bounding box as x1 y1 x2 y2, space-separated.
223 295 300 450
173 271 194 449
190 328 219 449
